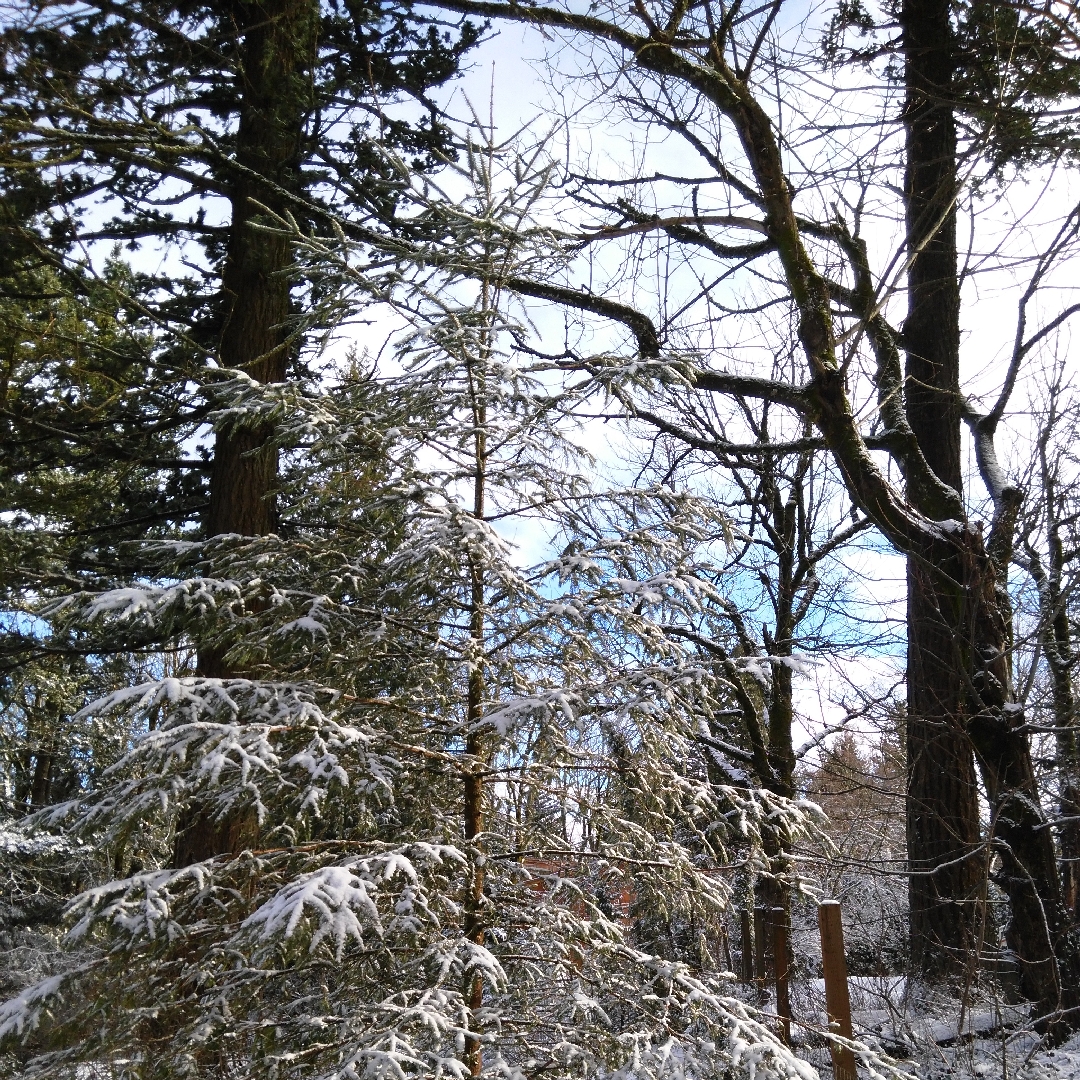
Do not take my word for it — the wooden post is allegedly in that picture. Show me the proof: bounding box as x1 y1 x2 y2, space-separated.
754 905 768 1000
741 908 754 983
818 900 857 1080
772 906 792 1045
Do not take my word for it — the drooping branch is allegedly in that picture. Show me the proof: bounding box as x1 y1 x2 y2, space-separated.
631 402 898 456
504 277 812 408
503 276 661 357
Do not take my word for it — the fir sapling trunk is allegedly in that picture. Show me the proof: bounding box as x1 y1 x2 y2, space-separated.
174 0 318 868
901 0 982 973
462 284 491 1076
462 667 486 1076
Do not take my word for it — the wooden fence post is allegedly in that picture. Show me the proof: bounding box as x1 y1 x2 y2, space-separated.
818 900 857 1080
772 906 792 1045
741 908 754 983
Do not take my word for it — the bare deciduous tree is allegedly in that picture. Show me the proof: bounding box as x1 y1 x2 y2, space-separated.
431 0 1080 1030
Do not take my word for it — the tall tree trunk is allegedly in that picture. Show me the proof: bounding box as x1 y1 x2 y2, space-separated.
174 0 318 868
901 0 982 973
204 2 313 552
960 523 1080 1031
205 0 318 557
28 745 54 810
1027 439 1080 920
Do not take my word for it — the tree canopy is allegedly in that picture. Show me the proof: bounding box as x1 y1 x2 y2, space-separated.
4 0 1080 1077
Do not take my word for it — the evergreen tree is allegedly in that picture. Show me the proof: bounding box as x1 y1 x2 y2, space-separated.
0 256 201 1010
0 0 482 638
0 0 482 869
0 128 833 1080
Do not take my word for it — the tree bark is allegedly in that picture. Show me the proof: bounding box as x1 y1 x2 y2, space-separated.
462 330 489 1076
28 745 54 810
205 0 318 551
901 0 982 974
756 480 798 925
174 0 317 868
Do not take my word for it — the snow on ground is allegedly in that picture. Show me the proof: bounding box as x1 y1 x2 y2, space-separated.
755 975 1080 1079
1026 1039 1080 1080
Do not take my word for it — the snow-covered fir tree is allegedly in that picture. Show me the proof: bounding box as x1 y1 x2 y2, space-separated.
0 128 855 1080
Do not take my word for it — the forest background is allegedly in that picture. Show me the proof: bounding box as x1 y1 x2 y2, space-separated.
3 0 1080 1078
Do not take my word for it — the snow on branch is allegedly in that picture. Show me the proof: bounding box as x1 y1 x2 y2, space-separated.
242 845 467 962
36 679 395 837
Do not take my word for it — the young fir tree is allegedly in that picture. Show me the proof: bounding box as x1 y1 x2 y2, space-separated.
0 129 841 1080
